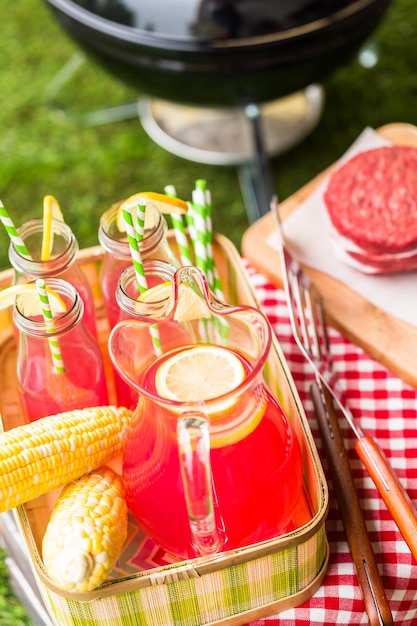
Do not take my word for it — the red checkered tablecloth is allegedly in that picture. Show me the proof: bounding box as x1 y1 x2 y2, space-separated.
244 261 417 626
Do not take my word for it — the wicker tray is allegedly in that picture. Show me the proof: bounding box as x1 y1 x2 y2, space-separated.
0 234 329 626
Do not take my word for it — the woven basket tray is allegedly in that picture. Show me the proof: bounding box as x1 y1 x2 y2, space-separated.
0 233 329 626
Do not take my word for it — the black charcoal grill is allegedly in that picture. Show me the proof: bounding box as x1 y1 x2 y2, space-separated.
42 0 392 219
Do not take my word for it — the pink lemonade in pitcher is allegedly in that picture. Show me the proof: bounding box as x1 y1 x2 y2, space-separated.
122 344 304 560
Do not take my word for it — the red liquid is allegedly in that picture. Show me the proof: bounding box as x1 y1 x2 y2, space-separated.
106 271 180 409
113 371 139 411
123 347 304 560
17 330 109 422
73 280 98 340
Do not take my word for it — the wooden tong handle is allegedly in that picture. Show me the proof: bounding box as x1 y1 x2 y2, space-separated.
355 435 417 562
311 382 393 626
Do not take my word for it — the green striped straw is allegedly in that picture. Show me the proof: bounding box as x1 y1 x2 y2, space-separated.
164 185 193 266
121 204 162 356
121 205 148 294
135 197 146 242
192 181 228 342
198 179 212 244
195 181 225 301
192 182 213 286
36 278 66 374
190 188 209 277
198 180 213 272
185 201 197 255
0 199 31 257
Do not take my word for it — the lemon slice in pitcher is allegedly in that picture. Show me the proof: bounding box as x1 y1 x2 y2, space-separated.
155 345 245 404
0 284 66 315
154 344 266 447
138 281 211 322
116 191 188 232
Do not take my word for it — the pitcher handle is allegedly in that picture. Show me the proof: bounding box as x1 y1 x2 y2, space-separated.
177 413 223 556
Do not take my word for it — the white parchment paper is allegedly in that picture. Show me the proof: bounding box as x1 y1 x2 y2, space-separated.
266 127 417 327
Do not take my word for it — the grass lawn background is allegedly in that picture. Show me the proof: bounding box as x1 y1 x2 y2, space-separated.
1 0 417 272
0 0 416 623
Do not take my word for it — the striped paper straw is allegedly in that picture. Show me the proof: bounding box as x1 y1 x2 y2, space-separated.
190 188 208 277
164 185 193 266
171 212 193 266
0 200 31 257
197 179 212 238
185 202 197 252
135 197 146 242
195 181 225 301
164 184 177 198
194 180 214 288
192 181 228 342
36 279 66 374
211 260 225 301
121 205 162 355
199 181 212 259
121 205 148 294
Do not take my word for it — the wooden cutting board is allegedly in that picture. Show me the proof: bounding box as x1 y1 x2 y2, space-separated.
242 123 417 390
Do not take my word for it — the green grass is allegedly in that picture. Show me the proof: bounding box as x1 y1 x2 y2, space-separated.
0 0 417 622
1 0 417 273
0 547 34 625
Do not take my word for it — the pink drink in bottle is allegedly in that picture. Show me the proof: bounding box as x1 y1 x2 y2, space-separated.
9 217 97 339
98 200 177 329
14 278 108 422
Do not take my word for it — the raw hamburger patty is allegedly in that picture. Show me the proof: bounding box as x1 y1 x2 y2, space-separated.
324 146 417 254
337 239 417 274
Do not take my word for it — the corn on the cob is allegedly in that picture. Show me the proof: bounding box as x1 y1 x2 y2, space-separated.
42 466 128 592
0 406 132 514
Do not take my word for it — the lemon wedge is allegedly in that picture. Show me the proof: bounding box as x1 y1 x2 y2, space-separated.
44 194 65 222
138 281 211 322
0 284 67 316
116 191 188 232
41 195 65 261
155 345 245 404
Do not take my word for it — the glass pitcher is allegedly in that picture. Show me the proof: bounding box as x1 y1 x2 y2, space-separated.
108 265 303 561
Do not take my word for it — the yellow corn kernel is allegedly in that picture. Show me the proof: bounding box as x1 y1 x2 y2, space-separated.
0 406 132 514
42 466 128 592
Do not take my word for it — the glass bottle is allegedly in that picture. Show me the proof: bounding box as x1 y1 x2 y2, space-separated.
14 277 109 423
8 218 97 339
98 202 178 329
111 259 177 410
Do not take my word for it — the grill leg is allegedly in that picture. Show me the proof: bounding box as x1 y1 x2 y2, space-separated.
238 103 276 222
44 52 138 126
